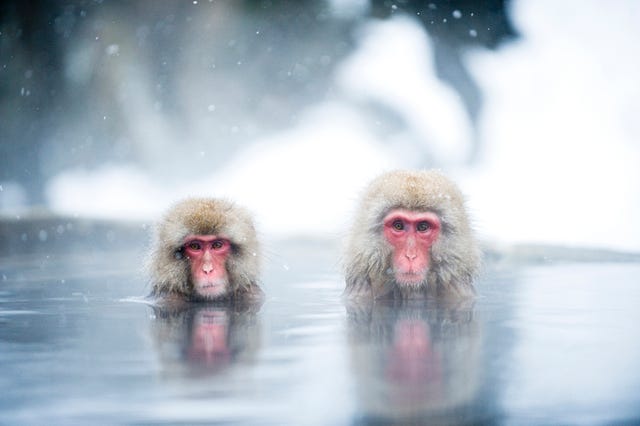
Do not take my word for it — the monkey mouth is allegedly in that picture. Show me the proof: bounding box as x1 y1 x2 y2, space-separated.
195 281 227 297
395 272 426 286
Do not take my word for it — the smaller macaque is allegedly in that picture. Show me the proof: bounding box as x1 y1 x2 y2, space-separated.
344 170 480 299
148 198 262 303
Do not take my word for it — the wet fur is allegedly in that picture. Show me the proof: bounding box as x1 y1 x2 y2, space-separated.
344 170 480 299
148 198 262 302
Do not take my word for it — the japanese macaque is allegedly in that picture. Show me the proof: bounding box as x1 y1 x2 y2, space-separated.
148 198 262 303
344 170 480 300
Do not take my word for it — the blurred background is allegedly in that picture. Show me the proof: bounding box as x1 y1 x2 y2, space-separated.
1 0 639 251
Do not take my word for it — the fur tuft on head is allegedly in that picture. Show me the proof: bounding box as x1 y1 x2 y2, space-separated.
344 170 480 299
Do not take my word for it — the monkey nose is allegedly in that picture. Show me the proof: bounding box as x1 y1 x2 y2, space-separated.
405 252 417 260
202 263 214 274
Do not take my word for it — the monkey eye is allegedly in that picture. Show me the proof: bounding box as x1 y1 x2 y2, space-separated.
187 241 202 251
392 220 404 231
416 221 431 232
211 240 225 250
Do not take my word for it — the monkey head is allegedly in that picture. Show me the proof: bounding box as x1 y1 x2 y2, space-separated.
344 170 480 299
149 198 261 302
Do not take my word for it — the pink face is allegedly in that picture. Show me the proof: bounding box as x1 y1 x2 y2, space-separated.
383 209 441 286
183 234 232 299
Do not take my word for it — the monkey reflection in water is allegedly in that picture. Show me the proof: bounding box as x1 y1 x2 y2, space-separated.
150 301 262 376
347 299 480 422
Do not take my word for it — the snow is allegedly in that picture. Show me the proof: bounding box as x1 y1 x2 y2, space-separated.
336 15 473 165
459 0 640 251
44 0 640 251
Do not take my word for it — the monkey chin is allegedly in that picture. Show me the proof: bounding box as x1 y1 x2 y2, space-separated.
192 279 229 301
394 271 427 288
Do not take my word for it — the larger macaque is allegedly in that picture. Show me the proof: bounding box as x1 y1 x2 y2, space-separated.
344 170 480 299
148 198 262 303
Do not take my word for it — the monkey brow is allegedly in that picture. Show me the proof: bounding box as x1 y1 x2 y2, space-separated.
377 205 438 223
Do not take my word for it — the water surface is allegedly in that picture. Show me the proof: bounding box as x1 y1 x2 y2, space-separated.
1 227 640 425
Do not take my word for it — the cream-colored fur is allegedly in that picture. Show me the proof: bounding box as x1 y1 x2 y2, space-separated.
148 198 261 301
344 170 480 299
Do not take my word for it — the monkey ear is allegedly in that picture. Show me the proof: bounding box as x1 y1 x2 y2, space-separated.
174 248 184 260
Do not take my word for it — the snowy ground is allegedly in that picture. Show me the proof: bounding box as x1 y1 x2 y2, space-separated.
44 0 640 252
